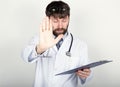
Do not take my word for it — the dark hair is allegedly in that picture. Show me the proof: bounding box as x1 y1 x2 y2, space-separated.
45 1 70 18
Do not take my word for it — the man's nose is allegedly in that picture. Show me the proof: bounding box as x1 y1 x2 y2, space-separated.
58 21 63 28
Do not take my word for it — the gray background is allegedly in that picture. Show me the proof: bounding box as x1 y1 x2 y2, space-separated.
0 0 120 87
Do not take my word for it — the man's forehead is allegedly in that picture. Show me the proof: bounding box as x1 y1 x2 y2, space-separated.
50 15 69 19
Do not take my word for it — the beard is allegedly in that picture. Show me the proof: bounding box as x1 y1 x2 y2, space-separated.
53 26 68 37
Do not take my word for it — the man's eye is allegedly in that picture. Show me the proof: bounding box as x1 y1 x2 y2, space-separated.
53 20 58 23
62 19 67 22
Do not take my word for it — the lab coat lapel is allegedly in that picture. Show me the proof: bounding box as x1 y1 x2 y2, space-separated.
54 33 72 74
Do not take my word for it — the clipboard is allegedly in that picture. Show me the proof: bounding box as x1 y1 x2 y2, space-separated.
56 60 112 75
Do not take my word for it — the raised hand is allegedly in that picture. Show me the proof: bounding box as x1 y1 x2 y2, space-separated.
36 17 63 54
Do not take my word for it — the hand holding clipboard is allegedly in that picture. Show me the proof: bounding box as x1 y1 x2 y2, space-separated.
56 60 112 75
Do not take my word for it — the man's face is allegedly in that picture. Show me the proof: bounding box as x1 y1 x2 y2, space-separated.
50 16 69 37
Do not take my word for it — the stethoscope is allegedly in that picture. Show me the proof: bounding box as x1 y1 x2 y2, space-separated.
38 33 73 58
66 33 73 57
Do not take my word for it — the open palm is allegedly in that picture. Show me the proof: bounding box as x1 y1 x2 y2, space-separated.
37 17 63 53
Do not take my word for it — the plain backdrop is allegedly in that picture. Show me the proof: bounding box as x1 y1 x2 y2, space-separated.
0 0 120 87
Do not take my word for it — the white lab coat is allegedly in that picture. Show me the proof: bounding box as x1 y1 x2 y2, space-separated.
21 32 92 87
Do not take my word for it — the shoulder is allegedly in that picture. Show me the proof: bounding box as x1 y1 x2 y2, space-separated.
71 33 88 48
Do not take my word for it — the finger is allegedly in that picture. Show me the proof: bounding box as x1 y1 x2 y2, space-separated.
76 72 88 78
49 19 52 31
77 70 86 74
40 24 43 33
77 70 90 76
76 71 89 78
40 24 43 37
54 34 64 44
40 22 44 37
39 18 45 41
83 69 91 73
46 17 49 31
39 24 45 42
42 18 46 32
76 72 85 78
83 68 90 71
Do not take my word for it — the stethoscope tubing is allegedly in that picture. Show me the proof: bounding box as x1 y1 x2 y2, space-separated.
66 33 73 57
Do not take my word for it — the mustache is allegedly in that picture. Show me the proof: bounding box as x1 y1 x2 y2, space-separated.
54 28 65 31
53 28 67 37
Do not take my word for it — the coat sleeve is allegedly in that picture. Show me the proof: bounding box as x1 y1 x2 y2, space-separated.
21 35 48 63
77 40 93 85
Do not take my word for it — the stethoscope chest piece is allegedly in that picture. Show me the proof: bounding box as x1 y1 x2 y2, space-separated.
66 51 71 57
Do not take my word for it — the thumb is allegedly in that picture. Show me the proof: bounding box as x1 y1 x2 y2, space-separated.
54 34 64 44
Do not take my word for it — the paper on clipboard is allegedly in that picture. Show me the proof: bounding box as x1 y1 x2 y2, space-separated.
56 60 112 75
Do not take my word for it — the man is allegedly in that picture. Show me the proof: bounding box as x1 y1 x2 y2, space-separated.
21 1 92 87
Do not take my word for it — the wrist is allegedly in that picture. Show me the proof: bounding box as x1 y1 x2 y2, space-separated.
36 45 45 54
